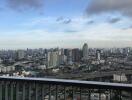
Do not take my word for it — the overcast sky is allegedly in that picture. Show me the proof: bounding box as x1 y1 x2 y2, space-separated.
0 0 132 49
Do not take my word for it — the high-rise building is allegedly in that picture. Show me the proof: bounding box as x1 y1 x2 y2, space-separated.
58 54 67 65
64 49 73 64
52 51 59 67
96 50 101 60
82 43 88 60
17 50 25 60
72 49 81 62
67 49 73 65
64 49 69 57
47 51 59 68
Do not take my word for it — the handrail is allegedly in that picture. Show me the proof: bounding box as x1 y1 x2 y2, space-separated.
0 76 132 91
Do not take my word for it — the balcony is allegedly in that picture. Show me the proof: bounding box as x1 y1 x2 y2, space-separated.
0 76 132 100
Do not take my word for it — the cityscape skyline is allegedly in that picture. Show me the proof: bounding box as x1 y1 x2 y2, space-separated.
0 1 132 100
0 0 132 49
0 41 131 50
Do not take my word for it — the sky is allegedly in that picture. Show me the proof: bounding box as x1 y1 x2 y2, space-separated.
0 0 132 49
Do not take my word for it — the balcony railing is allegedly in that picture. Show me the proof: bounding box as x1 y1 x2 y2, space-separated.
0 76 132 100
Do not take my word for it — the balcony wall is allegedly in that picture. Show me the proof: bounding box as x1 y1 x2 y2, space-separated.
0 76 132 100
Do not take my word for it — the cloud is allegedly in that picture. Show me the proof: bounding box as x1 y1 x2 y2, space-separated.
1 20 132 49
56 17 72 24
86 0 132 17
64 29 79 33
63 19 72 24
6 0 44 12
87 20 94 24
128 25 132 29
56 16 64 22
122 25 132 30
108 18 121 23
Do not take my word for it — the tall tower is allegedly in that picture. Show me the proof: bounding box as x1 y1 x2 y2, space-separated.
82 43 88 60
96 50 101 60
47 51 59 68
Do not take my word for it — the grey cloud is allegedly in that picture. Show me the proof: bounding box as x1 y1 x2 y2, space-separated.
6 0 44 12
86 0 132 17
56 17 72 24
56 16 64 22
87 20 94 24
63 19 71 24
108 18 121 23
64 29 78 33
128 25 132 29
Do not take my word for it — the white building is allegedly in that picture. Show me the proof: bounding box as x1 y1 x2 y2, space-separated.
1 67 7 73
47 51 59 68
37 65 46 70
113 74 127 82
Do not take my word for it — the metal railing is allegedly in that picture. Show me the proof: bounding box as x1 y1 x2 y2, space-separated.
0 76 132 100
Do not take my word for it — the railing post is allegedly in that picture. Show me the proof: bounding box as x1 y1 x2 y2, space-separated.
5 82 8 100
110 90 112 100
130 91 132 100
88 90 91 100
49 84 51 100
0 82 2 100
16 82 19 100
28 83 31 100
64 86 66 100
22 83 25 100
72 86 74 100
99 89 101 100
106 90 109 100
80 87 82 100
35 83 38 100
119 90 121 100
10 83 14 100
56 85 58 100
42 85 45 100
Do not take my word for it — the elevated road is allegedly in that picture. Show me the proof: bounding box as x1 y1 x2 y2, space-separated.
56 70 132 80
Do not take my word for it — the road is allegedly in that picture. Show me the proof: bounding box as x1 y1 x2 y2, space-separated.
56 70 132 80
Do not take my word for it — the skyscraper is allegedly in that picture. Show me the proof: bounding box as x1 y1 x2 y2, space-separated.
17 50 25 60
82 43 88 60
96 50 101 60
47 51 59 68
72 49 81 62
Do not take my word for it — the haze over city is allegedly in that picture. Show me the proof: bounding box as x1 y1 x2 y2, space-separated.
0 0 132 49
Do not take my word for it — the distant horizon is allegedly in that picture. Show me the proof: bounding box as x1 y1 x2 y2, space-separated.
0 42 131 50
